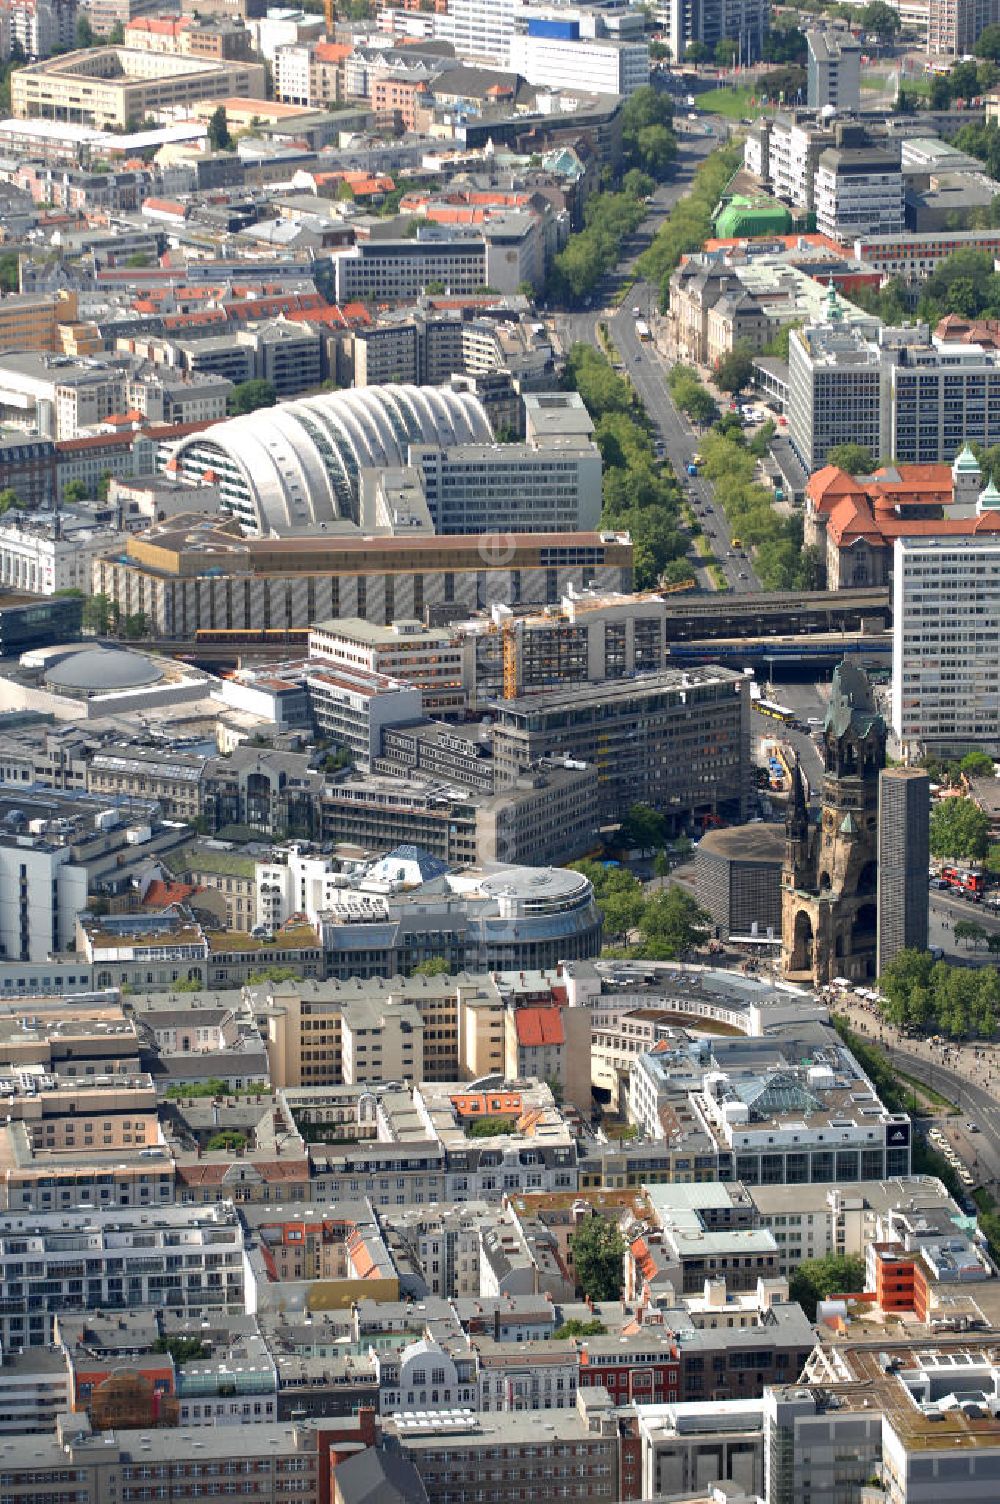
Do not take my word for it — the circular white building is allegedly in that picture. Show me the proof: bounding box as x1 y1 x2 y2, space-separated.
170 383 494 534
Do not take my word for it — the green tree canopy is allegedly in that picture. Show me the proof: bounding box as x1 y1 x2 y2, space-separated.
878 949 1000 1038
826 443 875 475
621 803 667 854
207 104 233 152
960 750 996 777
789 1254 866 1319
564 344 688 588
82 593 115 635
411 957 452 976
715 346 755 395
954 919 988 949
861 0 901 37
228 378 277 416
714 35 738 65
638 886 711 958
205 1130 248 1151
553 1318 607 1338
621 86 676 181
152 1336 208 1364
976 22 1000 57
929 797 990 861
763 24 807 63
546 185 647 306
571 1216 626 1301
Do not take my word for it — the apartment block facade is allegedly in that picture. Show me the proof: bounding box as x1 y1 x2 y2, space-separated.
491 667 751 828
892 535 1000 759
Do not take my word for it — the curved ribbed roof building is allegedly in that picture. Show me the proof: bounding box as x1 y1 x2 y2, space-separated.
171 384 494 535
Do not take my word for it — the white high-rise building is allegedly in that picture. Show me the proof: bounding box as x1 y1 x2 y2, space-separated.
892 532 1000 762
507 32 649 94
0 835 88 965
659 0 768 68
806 29 861 110
377 0 517 64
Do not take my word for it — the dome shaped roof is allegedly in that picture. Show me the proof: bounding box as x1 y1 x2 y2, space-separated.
44 646 163 694
170 382 494 535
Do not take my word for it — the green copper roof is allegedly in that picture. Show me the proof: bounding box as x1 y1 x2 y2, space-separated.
980 478 1000 509
954 445 981 473
824 659 885 741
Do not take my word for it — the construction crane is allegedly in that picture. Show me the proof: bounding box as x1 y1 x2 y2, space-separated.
324 0 335 39
501 619 519 701
486 614 520 700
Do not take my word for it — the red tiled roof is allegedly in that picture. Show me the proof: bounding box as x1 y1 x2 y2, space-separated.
314 41 351 61
806 463 867 512
872 463 952 488
629 1235 658 1281
143 880 198 909
514 1006 564 1047
826 495 883 545
142 198 188 217
55 433 134 453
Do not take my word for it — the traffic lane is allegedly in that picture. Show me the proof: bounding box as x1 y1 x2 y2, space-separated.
618 373 750 590
611 311 760 593
931 888 1000 927
868 1037 1000 1190
843 1014 1000 1188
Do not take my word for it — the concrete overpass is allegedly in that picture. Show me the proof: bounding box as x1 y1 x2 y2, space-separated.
667 631 893 672
661 588 890 642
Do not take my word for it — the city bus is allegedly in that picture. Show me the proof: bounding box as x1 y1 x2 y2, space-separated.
755 698 796 725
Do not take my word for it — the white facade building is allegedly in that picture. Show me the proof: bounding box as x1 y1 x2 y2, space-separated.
377 0 518 64
659 0 769 69
766 114 825 209
171 383 494 536
892 534 1000 761
306 662 423 770
0 517 117 595
0 1203 245 1349
272 41 312 105
309 617 470 717
0 835 88 964
331 218 547 302
412 440 603 535
256 846 351 930
0 355 126 440
248 7 324 62
0 1350 72 1435
813 142 904 241
506 33 649 95
806 29 861 111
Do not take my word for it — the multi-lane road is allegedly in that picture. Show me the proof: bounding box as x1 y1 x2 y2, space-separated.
880 1038 1000 1199
609 303 762 595
556 133 762 595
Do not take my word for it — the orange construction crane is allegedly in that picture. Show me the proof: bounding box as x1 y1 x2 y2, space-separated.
501 619 519 701
324 0 335 38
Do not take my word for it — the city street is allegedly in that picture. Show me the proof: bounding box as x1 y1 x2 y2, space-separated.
607 303 762 595
839 998 1000 1199
555 135 765 594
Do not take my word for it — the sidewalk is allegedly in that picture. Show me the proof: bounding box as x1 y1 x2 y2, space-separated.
835 994 1000 1103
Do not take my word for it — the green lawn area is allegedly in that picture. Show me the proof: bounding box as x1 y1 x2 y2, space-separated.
695 86 760 118
860 73 890 92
